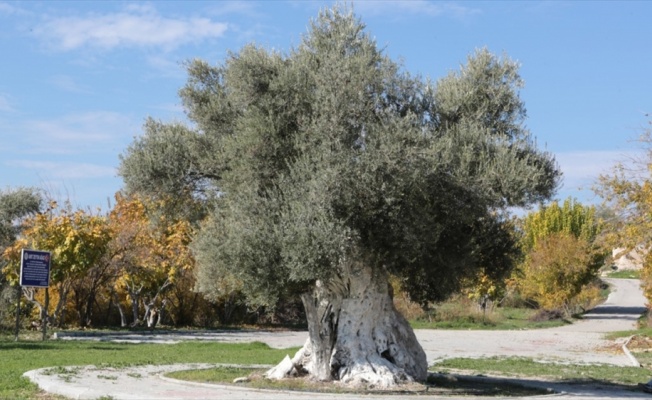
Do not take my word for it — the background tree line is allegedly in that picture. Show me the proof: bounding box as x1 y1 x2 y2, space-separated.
0 191 267 329
0 189 616 330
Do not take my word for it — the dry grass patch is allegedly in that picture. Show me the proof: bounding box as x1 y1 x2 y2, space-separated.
167 366 552 396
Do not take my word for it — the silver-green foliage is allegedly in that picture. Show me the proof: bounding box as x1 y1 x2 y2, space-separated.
0 187 42 249
0 187 41 327
119 6 560 307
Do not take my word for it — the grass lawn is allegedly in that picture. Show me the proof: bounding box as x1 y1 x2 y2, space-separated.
168 356 651 395
5 330 652 398
433 356 651 386
410 306 568 330
605 269 641 279
0 333 298 400
606 326 652 340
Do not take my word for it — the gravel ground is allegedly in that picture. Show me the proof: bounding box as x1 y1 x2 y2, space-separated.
420 278 646 367
26 278 651 399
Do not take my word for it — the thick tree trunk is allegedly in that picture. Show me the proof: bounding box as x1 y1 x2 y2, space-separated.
267 265 427 388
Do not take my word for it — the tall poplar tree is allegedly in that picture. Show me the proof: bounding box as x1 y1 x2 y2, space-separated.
119 6 559 387
516 198 605 313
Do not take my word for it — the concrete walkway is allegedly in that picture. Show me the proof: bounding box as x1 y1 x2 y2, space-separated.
25 278 651 399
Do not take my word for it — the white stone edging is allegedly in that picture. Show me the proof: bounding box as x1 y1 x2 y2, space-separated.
622 335 641 367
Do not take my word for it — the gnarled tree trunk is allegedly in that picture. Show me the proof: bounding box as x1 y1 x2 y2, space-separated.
267 265 427 388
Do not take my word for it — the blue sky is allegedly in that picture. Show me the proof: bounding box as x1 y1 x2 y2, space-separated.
1 1 650 211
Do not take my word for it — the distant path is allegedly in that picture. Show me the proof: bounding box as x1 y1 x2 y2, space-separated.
417 278 647 366
27 278 650 399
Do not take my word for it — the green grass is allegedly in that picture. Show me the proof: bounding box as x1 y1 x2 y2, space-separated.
605 269 641 279
0 335 299 400
605 326 652 340
411 306 567 330
604 326 652 367
635 351 652 367
7 333 650 398
433 356 651 385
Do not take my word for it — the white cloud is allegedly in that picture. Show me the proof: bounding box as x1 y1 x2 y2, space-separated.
0 94 14 112
49 75 92 94
1 111 133 209
3 111 138 155
555 149 643 192
34 6 228 51
0 2 27 16
30 112 132 142
8 160 116 180
145 55 186 79
206 1 261 17
353 0 481 18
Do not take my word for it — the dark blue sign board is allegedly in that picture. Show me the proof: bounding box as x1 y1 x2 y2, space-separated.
20 249 51 288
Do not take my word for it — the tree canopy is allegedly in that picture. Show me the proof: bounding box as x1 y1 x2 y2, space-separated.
597 122 652 302
119 7 560 310
0 187 42 250
515 198 605 313
2 201 112 326
520 198 601 251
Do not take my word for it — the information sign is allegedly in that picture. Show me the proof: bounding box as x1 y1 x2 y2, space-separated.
20 249 51 288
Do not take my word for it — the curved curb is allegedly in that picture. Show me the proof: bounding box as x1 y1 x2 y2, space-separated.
25 363 566 400
623 335 642 367
157 364 566 399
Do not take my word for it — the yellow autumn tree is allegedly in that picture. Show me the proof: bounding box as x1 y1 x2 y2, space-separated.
521 198 601 251
2 201 111 327
461 270 504 312
519 232 603 312
108 193 195 327
514 198 605 314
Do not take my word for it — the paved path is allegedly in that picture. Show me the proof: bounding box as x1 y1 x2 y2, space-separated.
420 277 647 366
26 278 651 399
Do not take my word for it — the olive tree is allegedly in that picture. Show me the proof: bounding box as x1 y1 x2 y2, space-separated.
0 187 42 250
0 187 42 327
119 7 559 387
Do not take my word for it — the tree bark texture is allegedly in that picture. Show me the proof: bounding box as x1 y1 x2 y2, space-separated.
113 293 127 328
267 265 427 388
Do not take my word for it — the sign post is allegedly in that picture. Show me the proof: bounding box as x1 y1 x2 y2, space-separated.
14 285 20 341
17 249 51 341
